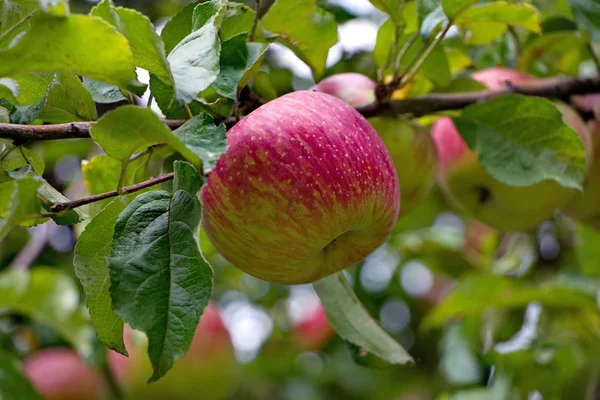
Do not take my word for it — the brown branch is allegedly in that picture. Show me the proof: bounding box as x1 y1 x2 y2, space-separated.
50 172 175 213
358 75 600 118
1 75 600 143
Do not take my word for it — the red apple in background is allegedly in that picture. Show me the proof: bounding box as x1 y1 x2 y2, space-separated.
109 303 238 400
22 348 108 400
293 303 335 351
314 73 439 217
201 91 400 284
432 67 590 231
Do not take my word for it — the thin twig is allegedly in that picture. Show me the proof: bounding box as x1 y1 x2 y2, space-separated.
146 94 154 108
393 31 419 78
9 224 50 270
249 0 263 41
50 173 175 213
130 144 166 162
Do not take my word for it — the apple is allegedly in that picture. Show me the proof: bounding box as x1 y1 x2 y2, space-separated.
200 91 400 284
432 68 590 231
313 73 439 217
109 303 238 400
564 119 600 227
22 348 108 400
293 303 335 351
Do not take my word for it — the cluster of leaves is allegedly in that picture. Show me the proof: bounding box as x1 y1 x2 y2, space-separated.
0 0 599 399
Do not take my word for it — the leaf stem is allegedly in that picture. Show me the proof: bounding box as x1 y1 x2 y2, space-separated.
249 0 263 41
183 104 194 119
49 172 175 213
146 94 154 108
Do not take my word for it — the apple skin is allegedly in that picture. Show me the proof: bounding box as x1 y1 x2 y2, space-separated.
200 91 400 284
22 348 108 400
293 303 335 351
564 120 600 227
109 303 238 400
432 68 590 231
314 73 439 216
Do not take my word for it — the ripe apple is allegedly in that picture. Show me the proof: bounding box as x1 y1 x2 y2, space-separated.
313 73 439 217
109 303 238 400
293 303 335 351
432 68 590 231
22 348 108 400
200 91 400 284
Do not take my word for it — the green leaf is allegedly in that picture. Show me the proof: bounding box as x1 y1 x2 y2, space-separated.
160 1 197 54
172 113 227 170
0 268 93 356
0 352 42 400
568 0 600 42
108 161 213 382
519 31 586 76
39 73 97 123
7 72 54 105
262 0 338 79
213 34 268 99
90 106 203 168
38 179 87 225
0 77 18 103
0 1 35 47
220 2 255 41
417 0 442 26
82 77 127 104
0 105 8 122
455 2 541 44
11 0 68 16
313 273 414 367
453 94 586 189
1 146 44 180
369 0 404 22
423 274 598 330
575 223 600 277
442 0 477 18
0 177 42 241
91 0 172 85
440 323 482 385
74 197 132 355
168 9 221 104
374 20 450 86
0 14 139 91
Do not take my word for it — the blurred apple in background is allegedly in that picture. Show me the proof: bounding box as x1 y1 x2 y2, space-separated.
109 303 238 400
293 303 335 351
201 91 400 284
22 348 108 400
432 67 590 231
313 73 439 217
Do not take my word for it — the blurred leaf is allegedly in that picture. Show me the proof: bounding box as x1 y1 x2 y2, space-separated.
74 196 133 355
519 31 586 77
421 5 448 37
220 2 255 41
160 1 197 54
369 0 404 22
213 34 268 99
453 94 586 189
172 113 226 171
568 0 600 42
0 15 140 91
440 322 482 385
0 268 93 356
313 273 414 367
0 78 18 103
9 73 54 106
82 77 127 104
91 0 172 85
448 372 512 399
0 352 42 400
576 223 600 277
0 106 8 122
11 0 68 15
434 76 486 93
1 147 44 180
423 274 598 329
90 105 203 168
168 4 221 104
442 0 477 18
394 226 464 254
38 73 97 123
0 177 42 241
0 1 35 47
374 20 450 86
262 0 338 79
455 2 541 45
108 161 213 382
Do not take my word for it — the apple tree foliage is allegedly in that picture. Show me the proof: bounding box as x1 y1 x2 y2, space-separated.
0 0 599 398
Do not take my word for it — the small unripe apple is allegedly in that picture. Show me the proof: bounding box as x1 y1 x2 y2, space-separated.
293 303 335 351
22 348 108 400
432 68 590 231
564 120 600 227
313 73 439 216
109 303 238 400
200 91 400 284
